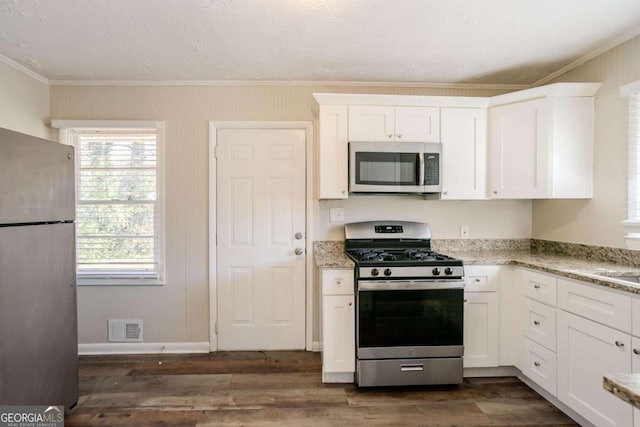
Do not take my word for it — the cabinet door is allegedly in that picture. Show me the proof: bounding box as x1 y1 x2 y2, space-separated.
322 295 355 373
348 106 395 142
557 310 632 427
395 106 439 142
633 337 640 427
318 105 349 199
441 108 487 200
490 98 550 199
463 292 499 368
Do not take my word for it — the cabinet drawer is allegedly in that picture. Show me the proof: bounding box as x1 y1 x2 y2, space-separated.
464 266 498 292
322 269 354 296
523 298 556 351
558 278 631 333
522 337 557 397
522 269 557 306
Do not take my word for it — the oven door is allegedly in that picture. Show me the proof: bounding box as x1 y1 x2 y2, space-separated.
357 280 464 360
349 142 426 193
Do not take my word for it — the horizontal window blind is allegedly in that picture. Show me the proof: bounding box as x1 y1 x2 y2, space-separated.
73 129 163 283
628 91 640 221
623 84 640 248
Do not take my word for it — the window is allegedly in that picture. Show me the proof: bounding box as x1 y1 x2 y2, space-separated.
622 81 640 249
52 121 165 284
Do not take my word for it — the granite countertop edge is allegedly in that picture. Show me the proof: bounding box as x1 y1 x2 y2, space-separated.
313 242 640 295
604 374 640 409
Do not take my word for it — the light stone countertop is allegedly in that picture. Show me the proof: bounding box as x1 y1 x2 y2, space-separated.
604 374 640 409
313 241 640 294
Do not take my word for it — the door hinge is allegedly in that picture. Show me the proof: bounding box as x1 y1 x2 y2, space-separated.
214 322 219 334
214 146 218 158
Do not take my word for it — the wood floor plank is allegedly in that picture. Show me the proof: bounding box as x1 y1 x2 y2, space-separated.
67 352 578 427
196 402 492 427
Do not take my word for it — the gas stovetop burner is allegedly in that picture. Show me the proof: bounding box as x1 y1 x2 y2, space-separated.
346 248 455 264
343 221 464 279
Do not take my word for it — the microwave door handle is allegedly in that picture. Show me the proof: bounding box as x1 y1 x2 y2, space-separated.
418 152 425 186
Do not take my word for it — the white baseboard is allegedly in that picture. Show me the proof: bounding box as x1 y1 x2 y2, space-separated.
79 342 210 355
311 341 322 352
464 366 519 377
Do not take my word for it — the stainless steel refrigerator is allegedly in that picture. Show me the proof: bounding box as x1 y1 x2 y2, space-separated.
0 127 78 412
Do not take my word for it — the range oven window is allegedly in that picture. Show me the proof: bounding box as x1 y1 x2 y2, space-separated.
354 152 420 186
358 289 463 348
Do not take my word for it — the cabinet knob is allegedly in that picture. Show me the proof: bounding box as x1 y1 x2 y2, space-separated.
534 361 541 367
533 320 540 326
474 278 481 283
633 348 640 355
443 191 448 195
464 299 468 303
397 134 402 139
336 279 342 285
388 134 393 138
348 301 353 306
615 340 625 347
493 191 498 195
533 284 541 289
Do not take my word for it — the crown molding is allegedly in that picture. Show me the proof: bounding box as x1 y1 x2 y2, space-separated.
0 53 49 84
532 24 640 87
48 78 528 91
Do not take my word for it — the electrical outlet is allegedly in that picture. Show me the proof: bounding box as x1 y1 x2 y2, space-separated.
330 207 345 222
460 225 470 239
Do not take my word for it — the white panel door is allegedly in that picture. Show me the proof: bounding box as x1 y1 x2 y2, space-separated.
216 128 306 350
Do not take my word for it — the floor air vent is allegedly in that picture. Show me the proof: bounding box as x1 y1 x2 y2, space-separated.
108 319 143 342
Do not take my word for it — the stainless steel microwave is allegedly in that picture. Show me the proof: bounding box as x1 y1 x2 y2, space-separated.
349 142 442 194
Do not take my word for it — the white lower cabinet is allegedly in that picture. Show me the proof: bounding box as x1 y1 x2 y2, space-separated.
321 269 355 382
557 310 632 427
633 337 640 427
464 292 499 367
463 266 499 368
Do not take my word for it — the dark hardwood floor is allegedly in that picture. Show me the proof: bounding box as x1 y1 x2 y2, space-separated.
67 351 577 426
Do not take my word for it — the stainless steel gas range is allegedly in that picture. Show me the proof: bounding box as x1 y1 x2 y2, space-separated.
345 220 465 387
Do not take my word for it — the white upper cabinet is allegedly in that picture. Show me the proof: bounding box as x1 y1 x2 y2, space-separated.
348 105 439 142
441 108 487 200
489 83 600 199
317 104 349 199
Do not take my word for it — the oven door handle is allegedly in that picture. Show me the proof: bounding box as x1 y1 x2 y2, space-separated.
358 280 465 291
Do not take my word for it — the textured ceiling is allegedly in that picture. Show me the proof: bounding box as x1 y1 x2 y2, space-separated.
1 0 640 84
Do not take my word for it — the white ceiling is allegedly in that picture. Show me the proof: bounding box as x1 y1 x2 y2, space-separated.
1 0 640 85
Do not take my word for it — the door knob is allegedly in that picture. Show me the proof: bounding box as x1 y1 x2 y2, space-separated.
295 248 304 255
295 232 303 240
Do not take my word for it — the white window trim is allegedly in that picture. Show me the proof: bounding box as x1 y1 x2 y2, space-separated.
52 120 166 285
621 80 640 249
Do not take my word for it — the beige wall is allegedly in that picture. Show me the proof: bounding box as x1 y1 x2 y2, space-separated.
50 83 532 345
0 61 50 139
532 35 640 248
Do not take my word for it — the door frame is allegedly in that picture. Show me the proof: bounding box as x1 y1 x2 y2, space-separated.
208 121 314 351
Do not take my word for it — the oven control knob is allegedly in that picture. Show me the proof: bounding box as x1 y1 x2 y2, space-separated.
432 267 441 276
444 267 454 275
371 268 379 277
384 268 392 276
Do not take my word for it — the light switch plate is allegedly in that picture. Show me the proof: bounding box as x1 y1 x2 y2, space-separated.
330 207 345 222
